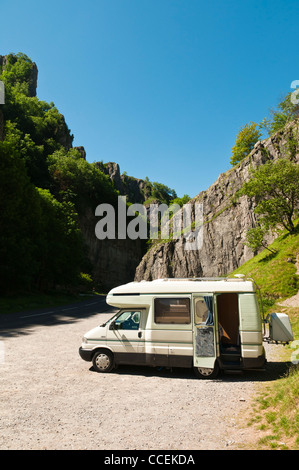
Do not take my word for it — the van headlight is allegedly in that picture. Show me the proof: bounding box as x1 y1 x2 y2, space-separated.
82 336 88 344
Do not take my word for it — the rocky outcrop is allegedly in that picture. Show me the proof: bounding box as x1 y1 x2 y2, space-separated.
135 120 299 281
0 54 38 97
97 162 147 203
27 61 38 97
74 146 86 159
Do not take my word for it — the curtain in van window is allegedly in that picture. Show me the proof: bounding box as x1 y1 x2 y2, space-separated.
204 296 213 325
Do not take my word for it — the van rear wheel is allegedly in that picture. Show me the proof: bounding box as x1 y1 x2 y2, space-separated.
194 361 220 379
92 350 114 373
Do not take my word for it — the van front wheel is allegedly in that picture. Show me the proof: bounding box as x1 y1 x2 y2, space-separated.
92 350 114 373
194 362 220 379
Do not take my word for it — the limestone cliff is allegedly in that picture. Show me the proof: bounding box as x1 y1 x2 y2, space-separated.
135 119 299 281
96 161 147 204
79 207 145 291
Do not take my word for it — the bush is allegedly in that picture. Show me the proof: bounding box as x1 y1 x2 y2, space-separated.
230 122 261 166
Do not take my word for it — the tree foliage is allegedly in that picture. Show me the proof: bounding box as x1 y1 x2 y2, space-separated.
1 54 73 188
47 149 118 211
230 122 262 166
244 225 277 255
35 188 84 290
142 179 177 205
0 53 34 96
0 138 42 291
0 138 84 292
0 53 110 293
149 181 177 205
260 91 299 136
242 159 299 234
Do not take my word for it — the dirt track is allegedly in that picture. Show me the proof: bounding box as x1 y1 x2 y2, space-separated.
0 307 288 450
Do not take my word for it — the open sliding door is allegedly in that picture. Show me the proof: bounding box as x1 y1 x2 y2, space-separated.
193 294 218 376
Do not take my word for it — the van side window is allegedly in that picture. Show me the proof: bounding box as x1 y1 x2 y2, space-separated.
194 297 208 324
194 296 214 325
154 298 190 324
115 311 141 330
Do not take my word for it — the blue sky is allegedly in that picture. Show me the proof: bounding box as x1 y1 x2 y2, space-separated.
1 0 298 197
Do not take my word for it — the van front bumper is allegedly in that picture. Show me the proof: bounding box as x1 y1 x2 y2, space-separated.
79 347 93 362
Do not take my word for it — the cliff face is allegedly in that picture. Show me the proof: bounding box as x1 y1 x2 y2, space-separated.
135 120 299 281
97 161 147 204
79 207 145 291
73 160 146 291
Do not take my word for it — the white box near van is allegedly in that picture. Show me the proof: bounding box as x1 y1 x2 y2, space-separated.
79 277 293 378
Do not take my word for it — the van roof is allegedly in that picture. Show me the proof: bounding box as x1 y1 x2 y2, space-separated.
108 277 257 295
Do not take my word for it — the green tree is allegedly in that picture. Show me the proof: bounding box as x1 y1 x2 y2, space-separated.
242 159 299 234
0 53 74 188
244 225 277 255
148 181 177 205
35 188 84 290
170 194 191 207
0 138 85 293
230 122 262 166
3 120 49 187
0 139 42 292
47 149 119 211
260 91 299 136
0 52 34 96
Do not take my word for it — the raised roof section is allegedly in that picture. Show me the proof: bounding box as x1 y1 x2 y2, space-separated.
108 277 256 295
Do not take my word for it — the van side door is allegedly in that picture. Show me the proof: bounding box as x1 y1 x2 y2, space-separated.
107 309 146 365
193 294 218 370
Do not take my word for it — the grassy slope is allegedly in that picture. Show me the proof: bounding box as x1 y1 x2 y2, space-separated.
232 223 299 449
232 223 299 313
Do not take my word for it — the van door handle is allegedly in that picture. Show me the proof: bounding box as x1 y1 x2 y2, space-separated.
138 331 142 338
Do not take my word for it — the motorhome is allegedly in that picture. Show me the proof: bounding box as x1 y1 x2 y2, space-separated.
79 277 294 378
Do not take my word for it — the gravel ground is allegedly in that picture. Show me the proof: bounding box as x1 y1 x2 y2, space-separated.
0 309 288 451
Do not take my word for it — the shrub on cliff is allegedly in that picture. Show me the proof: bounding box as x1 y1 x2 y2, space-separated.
47 149 119 211
230 122 261 166
260 91 299 136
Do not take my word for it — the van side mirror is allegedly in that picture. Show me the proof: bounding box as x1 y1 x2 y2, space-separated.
109 321 119 330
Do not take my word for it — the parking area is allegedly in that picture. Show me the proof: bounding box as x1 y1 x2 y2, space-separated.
0 299 286 450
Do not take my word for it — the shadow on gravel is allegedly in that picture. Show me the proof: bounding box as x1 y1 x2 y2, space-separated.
88 359 291 383
0 295 117 338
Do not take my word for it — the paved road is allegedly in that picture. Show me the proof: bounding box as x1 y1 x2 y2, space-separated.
0 295 117 337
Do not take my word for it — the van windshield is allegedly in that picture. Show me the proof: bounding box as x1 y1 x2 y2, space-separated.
100 311 120 327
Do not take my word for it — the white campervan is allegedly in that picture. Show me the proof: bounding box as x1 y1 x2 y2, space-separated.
79 277 294 378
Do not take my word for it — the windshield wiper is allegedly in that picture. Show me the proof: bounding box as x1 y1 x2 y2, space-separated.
100 311 119 327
